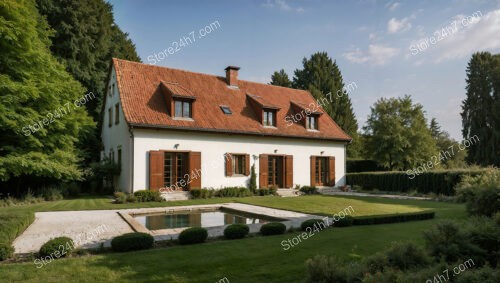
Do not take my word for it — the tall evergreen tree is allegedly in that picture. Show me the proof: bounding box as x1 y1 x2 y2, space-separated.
269 69 292 87
292 52 359 156
363 96 438 170
0 0 94 193
429 118 466 168
461 52 499 166
36 0 141 163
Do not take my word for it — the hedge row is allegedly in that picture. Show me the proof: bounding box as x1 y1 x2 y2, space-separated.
352 211 435 226
346 170 487 195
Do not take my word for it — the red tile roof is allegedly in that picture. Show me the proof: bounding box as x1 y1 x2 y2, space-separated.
113 58 351 142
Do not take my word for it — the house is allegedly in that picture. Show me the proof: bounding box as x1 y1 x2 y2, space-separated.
101 58 352 194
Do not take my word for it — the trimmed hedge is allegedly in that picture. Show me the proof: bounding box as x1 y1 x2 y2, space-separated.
353 211 435 226
257 188 277 196
346 170 487 195
260 222 286 236
39 237 74 258
178 227 208 245
133 190 163 202
0 243 14 261
111 232 154 252
301 219 327 231
224 224 249 239
346 159 385 173
299 186 318 195
333 215 354 227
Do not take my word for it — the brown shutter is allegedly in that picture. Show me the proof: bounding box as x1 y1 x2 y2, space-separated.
285 155 293 188
245 154 250 176
328 156 336 186
259 154 268 188
188 151 201 190
149 151 164 191
310 156 316 186
225 153 233 176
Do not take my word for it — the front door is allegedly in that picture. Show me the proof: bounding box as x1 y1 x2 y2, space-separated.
268 156 284 188
164 152 189 190
315 157 329 186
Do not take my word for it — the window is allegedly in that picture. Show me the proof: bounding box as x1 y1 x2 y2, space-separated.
108 107 112 127
174 100 191 118
307 115 318 130
115 103 120 124
233 155 245 175
220 105 232 115
263 110 275 126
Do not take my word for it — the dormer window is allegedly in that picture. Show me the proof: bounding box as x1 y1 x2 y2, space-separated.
307 115 318 130
174 100 192 118
263 110 276 127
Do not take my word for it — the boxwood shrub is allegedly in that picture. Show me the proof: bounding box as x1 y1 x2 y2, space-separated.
39 237 74 258
299 186 318 195
133 190 163 202
224 224 249 239
178 227 208 245
111 232 154 252
0 243 14 261
333 215 354 227
301 219 327 231
260 222 286 236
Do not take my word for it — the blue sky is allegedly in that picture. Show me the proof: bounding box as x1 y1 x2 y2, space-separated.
108 0 500 140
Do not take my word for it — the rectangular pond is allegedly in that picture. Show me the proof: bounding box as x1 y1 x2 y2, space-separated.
133 208 284 230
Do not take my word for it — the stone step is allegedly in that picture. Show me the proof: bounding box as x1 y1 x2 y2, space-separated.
160 191 191 201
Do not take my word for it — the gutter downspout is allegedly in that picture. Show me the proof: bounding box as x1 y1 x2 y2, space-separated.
128 125 134 194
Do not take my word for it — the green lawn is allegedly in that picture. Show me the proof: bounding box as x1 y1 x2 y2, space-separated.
0 195 466 282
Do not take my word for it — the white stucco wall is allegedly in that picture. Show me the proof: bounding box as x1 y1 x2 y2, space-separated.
101 67 132 192
132 128 346 191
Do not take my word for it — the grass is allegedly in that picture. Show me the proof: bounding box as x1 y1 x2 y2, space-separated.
0 195 467 282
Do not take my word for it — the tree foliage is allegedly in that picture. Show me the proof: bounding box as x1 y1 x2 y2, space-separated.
429 118 466 168
292 52 359 156
0 0 94 187
269 69 292 87
363 96 438 170
461 52 499 166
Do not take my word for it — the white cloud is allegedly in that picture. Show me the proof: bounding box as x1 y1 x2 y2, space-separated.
387 17 412 33
386 2 400 12
262 0 304 13
343 44 400 65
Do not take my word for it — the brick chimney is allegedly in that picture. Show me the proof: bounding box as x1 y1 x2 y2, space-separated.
225 66 240 87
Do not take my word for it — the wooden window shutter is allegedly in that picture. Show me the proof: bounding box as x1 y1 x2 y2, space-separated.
285 155 293 188
310 156 316 186
245 154 250 176
149 151 164 191
188 151 201 190
259 154 268 188
328 156 336 186
225 153 233 176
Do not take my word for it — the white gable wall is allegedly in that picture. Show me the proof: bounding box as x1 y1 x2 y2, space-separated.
132 128 346 191
101 67 132 192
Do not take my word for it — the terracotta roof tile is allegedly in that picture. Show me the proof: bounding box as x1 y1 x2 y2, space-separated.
113 58 351 142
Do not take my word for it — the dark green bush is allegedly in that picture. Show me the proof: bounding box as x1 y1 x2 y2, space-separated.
363 252 389 274
258 188 277 196
111 232 154 252
346 159 385 173
0 243 14 261
39 237 74 258
301 219 327 231
215 187 253 197
126 194 137 202
353 211 435 225
260 222 286 236
224 224 249 239
114 192 127 204
178 227 208 245
306 255 363 283
465 217 500 266
455 169 499 216
385 241 430 270
333 215 354 227
346 169 487 195
190 188 216 199
455 265 500 283
299 186 318 195
133 190 163 202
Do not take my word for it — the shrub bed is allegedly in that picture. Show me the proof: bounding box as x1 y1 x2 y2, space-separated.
301 219 327 231
133 190 163 202
260 222 286 236
178 227 208 245
111 232 154 252
224 224 249 239
257 188 277 196
346 169 487 195
39 237 74 258
352 211 435 226
0 243 14 261
299 186 317 195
